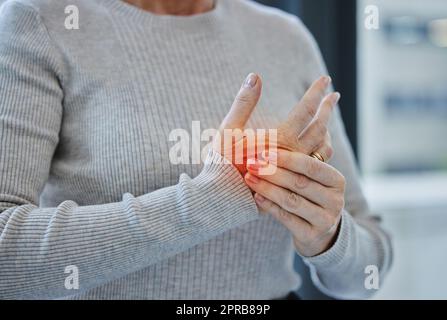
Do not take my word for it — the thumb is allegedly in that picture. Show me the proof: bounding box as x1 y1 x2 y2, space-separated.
220 73 262 130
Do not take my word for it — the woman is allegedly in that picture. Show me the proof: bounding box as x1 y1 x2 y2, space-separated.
0 0 392 299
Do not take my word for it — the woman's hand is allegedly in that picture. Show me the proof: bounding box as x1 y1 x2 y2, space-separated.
245 149 346 257
213 73 344 257
213 73 337 174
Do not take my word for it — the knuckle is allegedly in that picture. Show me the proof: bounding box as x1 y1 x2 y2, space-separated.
338 174 346 189
278 208 291 223
294 134 304 151
285 192 301 209
302 133 322 153
306 158 320 176
235 92 253 105
304 102 317 119
325 145 334 160
293 174 309 190
278 149 290 165
335 196 345 212
313 119 328 136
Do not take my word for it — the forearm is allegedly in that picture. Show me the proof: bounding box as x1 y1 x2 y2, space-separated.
302 210 392 299
0 151 258 299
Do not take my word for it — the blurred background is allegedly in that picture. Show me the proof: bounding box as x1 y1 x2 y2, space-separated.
256 0 447 299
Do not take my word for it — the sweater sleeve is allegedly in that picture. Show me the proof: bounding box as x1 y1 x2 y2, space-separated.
0 1 258 299
292 17 393 299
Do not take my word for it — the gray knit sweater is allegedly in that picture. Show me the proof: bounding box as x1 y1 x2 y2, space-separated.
0 0 392 299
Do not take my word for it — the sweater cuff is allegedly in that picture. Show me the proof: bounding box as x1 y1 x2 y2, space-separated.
192 149 259 223
302 210 354 270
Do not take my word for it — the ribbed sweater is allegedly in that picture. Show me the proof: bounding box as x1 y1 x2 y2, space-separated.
0 0 392 299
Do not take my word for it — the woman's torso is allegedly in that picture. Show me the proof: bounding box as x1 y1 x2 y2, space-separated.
35 0 309 299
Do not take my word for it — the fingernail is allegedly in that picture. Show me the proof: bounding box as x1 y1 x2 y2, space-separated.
255 193 265 204
323 76 332 85
243 73 258 88
245 173 260 184
247 163 259 173
248 158 268 171
333 92 341 103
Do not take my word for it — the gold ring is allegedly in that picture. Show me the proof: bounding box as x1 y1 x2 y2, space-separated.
310 152 325 163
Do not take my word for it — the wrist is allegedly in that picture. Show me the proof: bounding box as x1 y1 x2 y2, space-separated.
294 213 342 258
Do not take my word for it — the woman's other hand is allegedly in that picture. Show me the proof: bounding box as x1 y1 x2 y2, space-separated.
246 149 346 257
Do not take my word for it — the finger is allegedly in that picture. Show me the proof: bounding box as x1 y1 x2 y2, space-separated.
254 193 312 235
298 92 340 155
285 76 331 134
314 132 333 163
247 161 334 209
272 150 345 188
245 173 327 226
220 73 262 130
